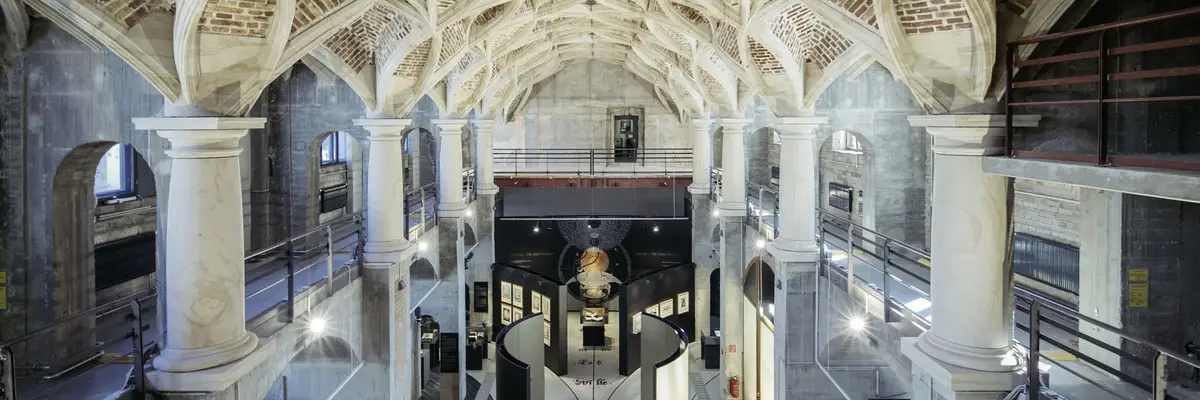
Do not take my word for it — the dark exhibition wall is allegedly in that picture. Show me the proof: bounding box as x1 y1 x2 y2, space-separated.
619 262 696 376
495 313 546 400
499 187 690 218
494 219 692 284
492 264 569 375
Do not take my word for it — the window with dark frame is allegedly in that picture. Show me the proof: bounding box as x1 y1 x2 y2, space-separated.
321 131 351 165
95 143 135 200
828 182 854 213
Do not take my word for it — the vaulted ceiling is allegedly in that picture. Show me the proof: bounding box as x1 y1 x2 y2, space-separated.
8 0 1073 119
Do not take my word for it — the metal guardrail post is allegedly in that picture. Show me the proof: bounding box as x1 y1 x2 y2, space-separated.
326 225 335 295
882 238 893 323
130 299 146 397
356 217 366 265
846 224 856 295
1028 300 1042 397
286 237 296 323
1154 352 1168 400
1 346 13 400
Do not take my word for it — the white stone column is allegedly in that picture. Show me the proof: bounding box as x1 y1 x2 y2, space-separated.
434 119 469 217
773 117 827 252
133 117 262 373
903 114 1040 399
356 119 413 261
717 118 752 212
474 119 499 195
689 119 714 195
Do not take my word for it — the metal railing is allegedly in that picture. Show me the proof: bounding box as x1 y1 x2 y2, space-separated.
0 211 370 400
405 183 438 239
1005 6 1200 172
747 182 779 239
813 209 1200 400
493 148 692 176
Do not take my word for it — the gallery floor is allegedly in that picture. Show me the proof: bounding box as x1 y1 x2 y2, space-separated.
467 311 721 399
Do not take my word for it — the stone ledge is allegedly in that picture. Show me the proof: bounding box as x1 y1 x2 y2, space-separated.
147 336 277 393
983 157 1200 204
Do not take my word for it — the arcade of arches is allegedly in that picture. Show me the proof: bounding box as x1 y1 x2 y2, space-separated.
3 0 1200 399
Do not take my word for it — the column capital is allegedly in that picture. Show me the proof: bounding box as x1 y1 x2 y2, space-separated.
716 118 753 134
433 119 470 136
690 118 714 130
134 117 262 159
473 121 495 132
909 114 1040 156
354 118 413 140
774 116 828 140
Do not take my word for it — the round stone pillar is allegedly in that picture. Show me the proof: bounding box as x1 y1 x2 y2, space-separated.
434 119 469 217
474 119 499 195
717 118 752 212
904 114 1041 398
134 117 262 373
689 119 714 195
773 117 827 252
355 119 413 261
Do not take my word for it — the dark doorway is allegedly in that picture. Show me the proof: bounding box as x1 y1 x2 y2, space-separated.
614 115 639 162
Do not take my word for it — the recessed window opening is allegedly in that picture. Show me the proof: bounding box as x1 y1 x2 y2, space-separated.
321 131 351 165
94 143 134 200
833 131 863 154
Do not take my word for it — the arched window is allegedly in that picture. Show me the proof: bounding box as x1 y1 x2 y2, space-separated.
95 143 133 198
321 131 351 165
833 131 863 154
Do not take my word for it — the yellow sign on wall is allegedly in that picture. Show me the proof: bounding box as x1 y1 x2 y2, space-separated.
1128 283 1149 308
0 271 6 284
0 285 7 310
1128 269 1149 282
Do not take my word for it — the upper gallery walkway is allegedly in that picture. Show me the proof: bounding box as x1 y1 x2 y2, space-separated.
0 186 441 400
743 185 1200 400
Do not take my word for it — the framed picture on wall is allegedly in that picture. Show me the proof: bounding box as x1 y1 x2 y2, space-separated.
632 312 643 334
512 307 523 320
531 293 542 314
500 282 512 304
541 295 552 320
500 304 513 325
512 284 524 306
646 304 659 317
677 292 690 314
543 319 552 347
659 299 674 318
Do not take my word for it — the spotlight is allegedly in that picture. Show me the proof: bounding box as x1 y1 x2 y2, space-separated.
533 225 540 233
711 209 720 217
756 239 766 249
653 225 660 232
418 241 429 251
848 316 866 331
309 317 327 335
465 209 473 217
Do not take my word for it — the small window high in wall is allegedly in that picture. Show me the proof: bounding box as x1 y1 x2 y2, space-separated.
95 143 133 198
321 131 351 165
833 131 863 154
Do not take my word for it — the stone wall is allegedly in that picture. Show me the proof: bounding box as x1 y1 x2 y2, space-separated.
818 143 867 224
499 60 688 151
813 63 929 247
1013 179 1081 247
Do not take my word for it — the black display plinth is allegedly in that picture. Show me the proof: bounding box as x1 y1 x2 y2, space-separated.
466 342 485 371
702 336 719 370
582 325 606 347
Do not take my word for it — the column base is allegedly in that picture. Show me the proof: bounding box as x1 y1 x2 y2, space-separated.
439 201 468 217
687 184 711 196
902 337 1021 400
717 201 747 214
768 238 820 259
476 185 500 195
152 330 259 373
148 336 274 392
363 239 411 263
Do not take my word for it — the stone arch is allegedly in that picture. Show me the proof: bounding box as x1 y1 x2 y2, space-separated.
710 225 722 257
817 130 877 232
50 141 158 362
307 131 365 231
746 126 778 199
709 268 721 322
463 222 477 249
286 335 361 396
409 257 438 307
400 127 438 193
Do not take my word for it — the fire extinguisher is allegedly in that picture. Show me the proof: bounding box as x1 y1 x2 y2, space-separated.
729 377 740 398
